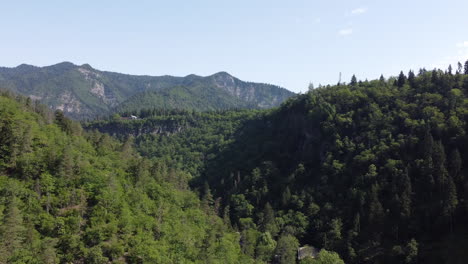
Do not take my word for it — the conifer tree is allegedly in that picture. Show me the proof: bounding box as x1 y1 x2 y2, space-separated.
400 168 412 219
443 175 458 219
432 141 448 195
397 71 407 87
408 70 416 87
379 74 385 83
350 75 357 86
281 187 291 207
260 202 278 235
0 197 26 262
202 182 214 213
448 148 462 183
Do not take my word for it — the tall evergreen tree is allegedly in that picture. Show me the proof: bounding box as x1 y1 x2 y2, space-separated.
400 168 412 219
379 74 385 83
443 175 458 219
448 148 462 183
408 70 416 87
457 62 463 74
0 197 26 262
397 71 406 87
202 182 215 213
308 82 315 91
274 234 299 264
432 141 448 195
350 75 357 86
260 202 278 235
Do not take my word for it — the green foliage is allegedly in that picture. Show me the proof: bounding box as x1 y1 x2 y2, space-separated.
5 63 468 264
119 67 468 264
0 93 252 263
302 249 345 264
86 109 262 177
275 234 299 264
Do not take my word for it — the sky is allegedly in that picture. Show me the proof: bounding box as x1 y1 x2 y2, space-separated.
1 0 468 93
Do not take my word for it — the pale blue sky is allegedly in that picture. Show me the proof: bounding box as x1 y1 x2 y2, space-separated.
1 0 468 92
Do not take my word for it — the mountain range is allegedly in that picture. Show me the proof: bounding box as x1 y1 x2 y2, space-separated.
0 62 295 119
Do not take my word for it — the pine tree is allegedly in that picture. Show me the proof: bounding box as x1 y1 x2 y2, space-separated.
260 203 278 235
275 234 299 264
443 175 458 218
120 135 135 160
448 148 462 183
408 70 416 87
464 60 468 74
432 141 448 195
223 205 232 227
350 75 357 86
281 187 291 207
255 232 276 262
368 184 384 228
457 62 463 74
405 239 418 264
431 70 440 86
397 71 406 87
419 130 435 194
0 197 26 262
202 182 214 213
400 168 412 219
379 74 385 83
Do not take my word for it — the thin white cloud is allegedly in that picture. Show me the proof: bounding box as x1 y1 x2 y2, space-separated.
456 41 468 48
430 41 468 70
455 41 468 63
338 28 353 36
314 18 321 24
351 7 367 15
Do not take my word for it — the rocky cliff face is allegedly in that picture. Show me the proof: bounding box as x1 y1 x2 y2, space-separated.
77 66 118 106
85 119 187 139
209 72 292 109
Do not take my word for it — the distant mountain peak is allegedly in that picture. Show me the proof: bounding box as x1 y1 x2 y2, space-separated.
185 73 202 78
211 71 233 78
50 61 76 67
80 63 94 70
16 63 38 69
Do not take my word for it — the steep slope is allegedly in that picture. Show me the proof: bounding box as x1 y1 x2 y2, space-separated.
0 91 253 263
201 70 468 264
116 85 256 113
0 63 294 119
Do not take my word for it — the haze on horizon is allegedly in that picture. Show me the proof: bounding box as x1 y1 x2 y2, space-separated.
1 0 468 92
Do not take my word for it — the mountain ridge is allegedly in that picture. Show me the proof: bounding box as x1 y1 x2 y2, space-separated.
0 62 295 119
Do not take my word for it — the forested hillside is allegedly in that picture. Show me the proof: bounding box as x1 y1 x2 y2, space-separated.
203 66 468 264
86 109 263 177
0 63 294 119
89 63 468 263
0 91 253 263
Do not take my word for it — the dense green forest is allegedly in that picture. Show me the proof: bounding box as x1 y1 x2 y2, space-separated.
3 62 468 263
115 85 256 114
89 62 468 263
86 109 263 177
0 91 256 263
